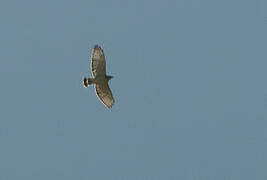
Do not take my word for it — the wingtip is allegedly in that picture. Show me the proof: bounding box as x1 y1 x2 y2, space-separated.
94 44 103 50
103 101 115 109
107 105 114 109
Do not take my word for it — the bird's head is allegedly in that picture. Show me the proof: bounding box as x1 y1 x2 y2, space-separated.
106 75 113 81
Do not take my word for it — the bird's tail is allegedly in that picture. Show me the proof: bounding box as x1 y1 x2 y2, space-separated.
83 78 93 88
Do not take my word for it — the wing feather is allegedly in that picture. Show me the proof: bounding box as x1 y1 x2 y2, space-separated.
95 83 114 108
90 45 106 77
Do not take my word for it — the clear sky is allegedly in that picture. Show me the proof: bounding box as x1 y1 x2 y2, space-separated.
1 0 267 179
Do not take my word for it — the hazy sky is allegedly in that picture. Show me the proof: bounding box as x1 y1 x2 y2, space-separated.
1 0 267 179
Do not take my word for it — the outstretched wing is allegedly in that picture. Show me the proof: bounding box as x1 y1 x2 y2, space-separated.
95 83 114 108
90 45 106 78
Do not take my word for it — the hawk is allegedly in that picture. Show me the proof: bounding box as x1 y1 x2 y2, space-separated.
83 45 115 108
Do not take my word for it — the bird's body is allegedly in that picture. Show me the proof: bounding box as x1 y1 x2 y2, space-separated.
83 45 115 108
84 75 112 85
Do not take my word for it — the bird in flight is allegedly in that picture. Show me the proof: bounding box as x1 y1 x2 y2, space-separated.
83 45 115 108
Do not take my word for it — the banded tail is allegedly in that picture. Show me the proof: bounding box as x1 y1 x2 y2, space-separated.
83 78 93 88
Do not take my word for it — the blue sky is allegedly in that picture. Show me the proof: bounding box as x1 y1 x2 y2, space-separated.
1 0 267 179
